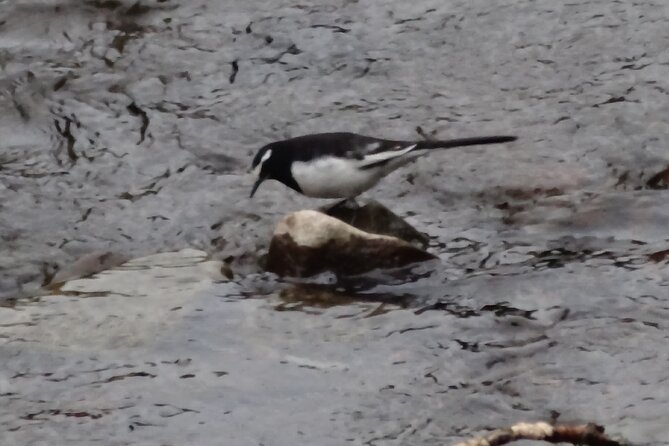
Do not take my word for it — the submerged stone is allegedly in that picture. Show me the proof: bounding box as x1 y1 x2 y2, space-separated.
4 249 228 349
48 251 128 287
266 210 436 277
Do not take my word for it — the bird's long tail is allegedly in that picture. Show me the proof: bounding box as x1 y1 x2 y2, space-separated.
416 135 516 150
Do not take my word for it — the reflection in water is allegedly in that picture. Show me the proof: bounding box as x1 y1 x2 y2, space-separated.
414 300 537 320
276 283 416 316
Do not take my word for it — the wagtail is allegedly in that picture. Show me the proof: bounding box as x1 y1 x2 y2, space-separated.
250 132 516 199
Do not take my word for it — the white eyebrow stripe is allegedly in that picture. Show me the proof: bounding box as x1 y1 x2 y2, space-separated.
251 149 272 177
260 150 272 164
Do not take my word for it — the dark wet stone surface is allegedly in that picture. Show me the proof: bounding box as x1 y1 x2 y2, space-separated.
1 0 669 444
322 199 430 248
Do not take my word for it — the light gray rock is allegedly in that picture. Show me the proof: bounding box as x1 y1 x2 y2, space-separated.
266 210 436 277
2 248 226 349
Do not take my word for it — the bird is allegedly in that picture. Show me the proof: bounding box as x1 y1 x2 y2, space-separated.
249 132 517 199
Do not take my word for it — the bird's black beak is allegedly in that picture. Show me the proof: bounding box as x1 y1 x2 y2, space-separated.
250 175 267 198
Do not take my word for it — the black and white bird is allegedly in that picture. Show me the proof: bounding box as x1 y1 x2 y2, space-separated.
250 132 516 199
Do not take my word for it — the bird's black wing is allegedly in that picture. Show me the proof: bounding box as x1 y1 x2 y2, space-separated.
268 132 516 165
274 132 408 162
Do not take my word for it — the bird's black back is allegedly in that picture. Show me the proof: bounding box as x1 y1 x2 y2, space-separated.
264 132 400 163
257 133 517 165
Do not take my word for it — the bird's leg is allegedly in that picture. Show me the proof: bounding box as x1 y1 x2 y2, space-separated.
332 198 352 210
348 197 362 227
319 197 362 228
321 197 358 214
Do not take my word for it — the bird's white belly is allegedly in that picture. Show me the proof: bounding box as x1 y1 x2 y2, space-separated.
291 157 383 198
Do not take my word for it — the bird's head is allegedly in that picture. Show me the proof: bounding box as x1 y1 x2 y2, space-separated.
249 144 275 198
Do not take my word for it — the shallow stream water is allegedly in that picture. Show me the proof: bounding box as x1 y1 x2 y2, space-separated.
1 1 668 444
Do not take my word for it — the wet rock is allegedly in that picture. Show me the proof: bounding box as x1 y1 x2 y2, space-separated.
646 164 669 189
321 199 429 249
266 210 436 277
47 250 128 286
2 249 228 349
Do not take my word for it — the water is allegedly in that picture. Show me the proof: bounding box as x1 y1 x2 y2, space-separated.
1 0 668 444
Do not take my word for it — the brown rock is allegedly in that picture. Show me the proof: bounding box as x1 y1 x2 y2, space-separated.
266 210 436 277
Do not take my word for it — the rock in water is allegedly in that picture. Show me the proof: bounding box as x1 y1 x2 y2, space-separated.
47 251 128 287
321 199 429 249
266 210 436 277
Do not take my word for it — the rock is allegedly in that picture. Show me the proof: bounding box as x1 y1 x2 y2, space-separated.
47 251 128 287
646 164 669 189
321 199 429 249
266 210 436 277
4 249 229 349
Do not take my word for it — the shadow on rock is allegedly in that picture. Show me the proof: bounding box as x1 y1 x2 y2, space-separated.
321 199 429 249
